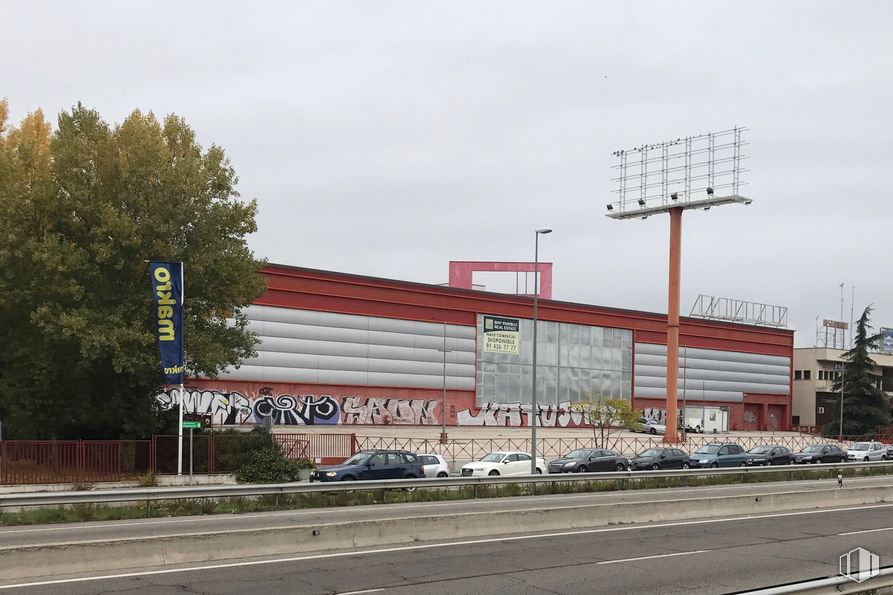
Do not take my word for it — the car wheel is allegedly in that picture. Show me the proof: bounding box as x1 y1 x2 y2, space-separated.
488 470 500 476
650 428 657 435
341 475 355 481
577 465 587 473
651 463 660 470
865 457 870 462
535 468 543 474
883 455 887 461
710 462 718 468
616 463 627 472
697 426 702 434
682 462 690 469
437 471 449 478
740 462 747 467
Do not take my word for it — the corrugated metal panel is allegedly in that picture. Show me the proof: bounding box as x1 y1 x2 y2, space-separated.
634 343 791 402
220 306 476 389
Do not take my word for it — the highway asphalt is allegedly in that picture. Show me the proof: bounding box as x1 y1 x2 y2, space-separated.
2 501 893 594
0 474 885 549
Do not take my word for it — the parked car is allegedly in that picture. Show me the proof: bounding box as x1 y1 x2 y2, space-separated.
635 417 666 435
792 444 846 464
689 443 749 468
744 445 793 466
887 444 893 459
418 453 450 478
630 447 690 470
846 441 887 462
461 451 545 476
310 450 424 482
682 418 704 433
548 448 629 473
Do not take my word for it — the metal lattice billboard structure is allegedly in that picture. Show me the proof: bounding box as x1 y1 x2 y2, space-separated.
607 127 750 219
606 126 754 444
690 295 788 328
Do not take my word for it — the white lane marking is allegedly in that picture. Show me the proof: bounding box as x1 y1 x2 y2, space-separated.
338 590 384 595
839 526 893 536
596 549 708 565
2 475 886 536
1 502 892 590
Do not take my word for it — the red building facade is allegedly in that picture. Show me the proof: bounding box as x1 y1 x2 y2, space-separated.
162 264 793 432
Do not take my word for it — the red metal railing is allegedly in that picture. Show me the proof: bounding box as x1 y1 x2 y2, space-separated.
355 434 893 462
0 440 151 485
4 432 891 485
0 433 356 485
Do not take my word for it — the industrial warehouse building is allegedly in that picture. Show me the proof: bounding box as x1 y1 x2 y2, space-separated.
158 264 794 432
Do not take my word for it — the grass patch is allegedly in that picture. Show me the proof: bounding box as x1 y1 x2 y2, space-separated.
1 464 891 527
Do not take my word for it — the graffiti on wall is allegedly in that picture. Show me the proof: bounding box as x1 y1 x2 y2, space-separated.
156 388 439 426
644 408 667 424
456 402 586 427
341 397 438 425
156 389 253 425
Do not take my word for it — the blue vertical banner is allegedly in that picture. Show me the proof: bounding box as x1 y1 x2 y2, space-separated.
149 262 184 384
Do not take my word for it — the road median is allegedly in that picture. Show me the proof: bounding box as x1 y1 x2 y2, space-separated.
1 481 891 582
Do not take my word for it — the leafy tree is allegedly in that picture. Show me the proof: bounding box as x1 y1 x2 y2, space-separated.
0 100 265 439
822 306 890 437
572 397 639 448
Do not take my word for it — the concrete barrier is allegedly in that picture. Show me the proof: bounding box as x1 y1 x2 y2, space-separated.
1 484 891 581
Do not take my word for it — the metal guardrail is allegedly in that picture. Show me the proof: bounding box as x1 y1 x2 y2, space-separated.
741 566 893 594
2 461 891 508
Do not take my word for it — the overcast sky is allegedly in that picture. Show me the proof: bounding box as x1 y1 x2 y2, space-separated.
6 1 892 347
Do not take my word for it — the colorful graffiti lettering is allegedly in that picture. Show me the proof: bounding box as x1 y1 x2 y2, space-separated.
644 408 667 424
155 389 438 426
253 395 340 426
341 397 438 425
456 402 585 427
156 389 252 425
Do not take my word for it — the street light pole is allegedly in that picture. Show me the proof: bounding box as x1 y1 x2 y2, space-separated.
531 228 552 474
439 324 452 444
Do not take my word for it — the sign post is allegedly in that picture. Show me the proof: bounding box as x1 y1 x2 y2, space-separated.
182 420 200 483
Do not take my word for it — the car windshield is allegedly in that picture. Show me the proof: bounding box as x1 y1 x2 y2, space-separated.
481 453 506 462
749 446 771 454
564 449 594 459
851 443 870 451
694 445 721 455
638 448 663 457
342 453 371 466
802 446 823 453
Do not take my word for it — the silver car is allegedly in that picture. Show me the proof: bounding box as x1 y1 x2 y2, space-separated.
846 441 887 462
635 417 666 435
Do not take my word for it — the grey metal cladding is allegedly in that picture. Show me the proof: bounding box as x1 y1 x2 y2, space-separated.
633 343 791 402
636 342 789 366
226 306 476 389
635 386 744 402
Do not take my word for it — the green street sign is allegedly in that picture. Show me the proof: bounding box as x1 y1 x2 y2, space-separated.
182 421 201 429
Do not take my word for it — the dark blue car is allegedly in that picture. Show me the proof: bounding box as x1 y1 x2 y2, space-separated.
309 450 424 482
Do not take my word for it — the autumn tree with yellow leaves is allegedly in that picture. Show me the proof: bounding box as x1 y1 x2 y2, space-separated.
0 100 265 438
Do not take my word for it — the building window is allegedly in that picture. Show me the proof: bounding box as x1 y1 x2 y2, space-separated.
803 370 811 380
819 370 826 381
817 407 825 414
794 370 802 380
